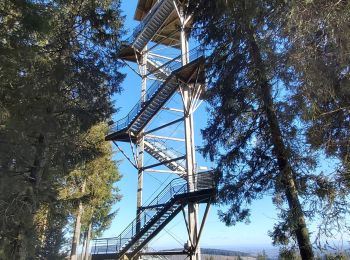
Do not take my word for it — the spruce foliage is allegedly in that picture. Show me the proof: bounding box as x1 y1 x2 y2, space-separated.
189 0 349 258
286 1 350 172
0 0 124 259
284 0 350 249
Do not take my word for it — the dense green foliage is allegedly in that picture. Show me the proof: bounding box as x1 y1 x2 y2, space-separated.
60 123 121 260
285 0 350 250
286 1 350 171
0 0 124 259
190 0 349 258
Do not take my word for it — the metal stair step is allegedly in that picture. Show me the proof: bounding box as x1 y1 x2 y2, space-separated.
131 0 174 51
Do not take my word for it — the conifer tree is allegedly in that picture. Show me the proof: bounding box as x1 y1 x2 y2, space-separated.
189 1 315 258
57 123 121 260
0 0 124 258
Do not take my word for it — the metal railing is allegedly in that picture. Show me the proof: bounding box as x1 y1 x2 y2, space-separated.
108 47 204 134
126 0 167 45
91 237 120 255
91 171 216 255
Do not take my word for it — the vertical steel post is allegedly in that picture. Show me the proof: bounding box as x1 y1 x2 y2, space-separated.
136 47 148 233
179 4 200 260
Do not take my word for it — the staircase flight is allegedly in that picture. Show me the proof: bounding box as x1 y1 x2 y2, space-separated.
105 47 204 142
127 0 175 51
91 171 216 260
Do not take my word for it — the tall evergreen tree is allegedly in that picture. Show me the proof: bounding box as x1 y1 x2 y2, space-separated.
57 123 121 260
189 1 315 258
0 0 124 258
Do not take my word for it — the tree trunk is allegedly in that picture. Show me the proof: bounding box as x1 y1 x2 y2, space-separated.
70 200 83 260
246 26 314 260
84 223 92 260
30 134 49 193
34 203 50 258
81 233 87 260
13 134 48 260
70 180 86 260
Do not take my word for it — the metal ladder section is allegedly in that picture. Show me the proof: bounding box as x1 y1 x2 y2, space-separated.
91 172 216 260
144 139 186 175
127 0 174 51
107 47 203 138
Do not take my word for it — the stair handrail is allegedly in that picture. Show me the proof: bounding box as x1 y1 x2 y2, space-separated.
108 47 204 134
141 177 186 210
91 236 119 254
147 56 180 78
91 171 216 255
111 178 187 252
126 0 169 45
116 171 215 246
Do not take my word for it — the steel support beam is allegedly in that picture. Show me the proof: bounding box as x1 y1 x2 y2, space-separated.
162 107 184 113
178 2 200 260
140 251 186 256
144 117 184 135
194 201 211 253
112 141 138 169
136 47 148 234
142 156 186 171
145 169 184 174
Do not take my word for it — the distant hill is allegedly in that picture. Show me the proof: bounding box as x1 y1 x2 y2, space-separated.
154 248 256 260
201 248 250 257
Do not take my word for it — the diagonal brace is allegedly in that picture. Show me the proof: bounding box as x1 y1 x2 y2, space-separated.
193 200 211 253
113 141 138 169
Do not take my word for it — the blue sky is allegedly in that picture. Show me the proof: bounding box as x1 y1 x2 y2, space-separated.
101 0 348 254
102 0 279 252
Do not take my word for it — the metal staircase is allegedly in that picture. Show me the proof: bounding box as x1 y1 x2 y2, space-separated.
144 139 186 175
105 47 204 142
91 172 216 260
105 76 176 140
127 0 175 51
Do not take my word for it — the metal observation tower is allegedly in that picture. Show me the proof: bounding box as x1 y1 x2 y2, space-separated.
91 1 216 259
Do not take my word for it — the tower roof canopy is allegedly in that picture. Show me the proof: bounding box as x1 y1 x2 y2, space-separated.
134 0 158 21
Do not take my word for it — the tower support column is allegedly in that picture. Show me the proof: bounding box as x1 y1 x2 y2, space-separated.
136 47 148 233
179 4 200 260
